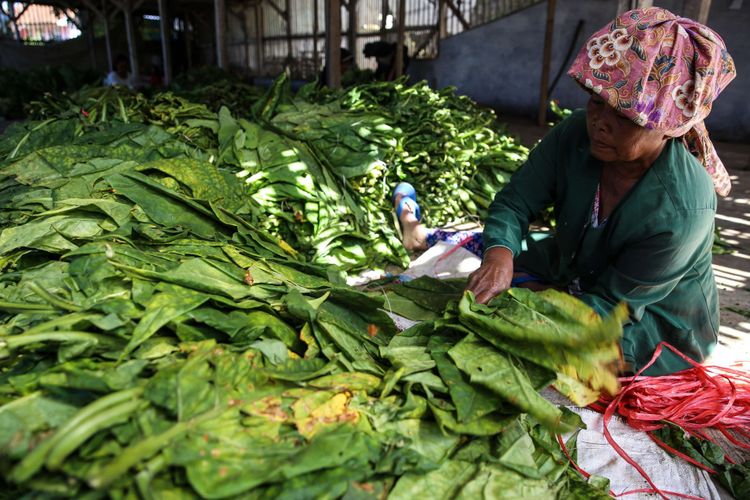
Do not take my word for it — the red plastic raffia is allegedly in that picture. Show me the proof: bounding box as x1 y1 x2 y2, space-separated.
581 341 750 499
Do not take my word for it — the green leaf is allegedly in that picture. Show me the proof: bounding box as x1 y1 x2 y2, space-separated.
389 460 477 499
123 284 208 356
251 339 289 365
448 334 574 432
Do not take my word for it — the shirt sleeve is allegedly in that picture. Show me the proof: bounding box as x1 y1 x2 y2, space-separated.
482 115 570 256
579 211 714 322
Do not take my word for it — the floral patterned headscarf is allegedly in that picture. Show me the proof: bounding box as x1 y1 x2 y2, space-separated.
568 7 736 196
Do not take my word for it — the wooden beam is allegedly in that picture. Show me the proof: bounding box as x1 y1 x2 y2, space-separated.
414 27 437 56
83 9 97 69
2 2 31 41
284 0 292 62
214 0 228 68
241 8 249 72
185 13 193 70
325 0 341 88
347 0 357 55
254 2 264 74
537 0 556 126
394 0 405 77
683 0 712 24
122 0 140 79
617 0 653 14
445 0 469 31
265 0 285 18
101 0 113 71
79 0 111 67
261 25 436 42
313 0 319 73
438 0 447 39
379 0 387 38
157 0 172 84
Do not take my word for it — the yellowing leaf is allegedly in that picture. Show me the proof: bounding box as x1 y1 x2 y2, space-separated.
292 391 359 439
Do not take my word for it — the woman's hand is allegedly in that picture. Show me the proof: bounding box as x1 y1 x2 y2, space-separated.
466 247 514 304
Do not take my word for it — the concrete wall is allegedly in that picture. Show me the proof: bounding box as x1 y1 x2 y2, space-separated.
408 0 750 142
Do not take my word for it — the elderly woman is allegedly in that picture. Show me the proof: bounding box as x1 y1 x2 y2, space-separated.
395 8 736 375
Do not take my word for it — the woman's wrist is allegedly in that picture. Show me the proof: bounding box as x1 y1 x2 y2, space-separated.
483 246 513 263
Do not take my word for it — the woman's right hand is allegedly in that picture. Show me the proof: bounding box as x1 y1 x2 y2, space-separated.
466 246 514 304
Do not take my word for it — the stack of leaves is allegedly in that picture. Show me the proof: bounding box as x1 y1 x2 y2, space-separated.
0 65 100 119
21 75 531 271
170 67 266 114
379 278 627 420
214 102 409 270
0 112 625 496
307 79 529 226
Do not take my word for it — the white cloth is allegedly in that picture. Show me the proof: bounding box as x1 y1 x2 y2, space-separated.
573 408 722 499
103 71 135 89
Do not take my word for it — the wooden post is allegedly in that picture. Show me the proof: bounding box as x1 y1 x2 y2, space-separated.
445 0 469 31
254 2 264 75
123 0 140 79
313 0 319 73
81 0 113 71
214 0 227 68
347 0 357 54
84 10 97 69
537 0 556 126
185 13 193 70
379 0 387 39
683 0 712 24
394 0 405 77
241 9 249 70
102 0 113 71
157 0 172 84
325 0 341 88
284 0 292 62
617 0 653 14
438 0 447 39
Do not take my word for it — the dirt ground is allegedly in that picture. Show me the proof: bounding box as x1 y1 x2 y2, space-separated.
502 115 750 366
710 142 750 365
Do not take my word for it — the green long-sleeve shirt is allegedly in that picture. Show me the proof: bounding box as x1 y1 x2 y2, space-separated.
483 110 719 375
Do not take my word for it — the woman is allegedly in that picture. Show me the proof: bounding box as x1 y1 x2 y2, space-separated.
396 8 736 375
104 55 136 89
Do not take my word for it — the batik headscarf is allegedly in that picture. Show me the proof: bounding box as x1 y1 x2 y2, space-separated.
567 7 736 195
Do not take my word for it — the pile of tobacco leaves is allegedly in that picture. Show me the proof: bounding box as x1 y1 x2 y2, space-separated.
0 77 625 498
23 74 527 271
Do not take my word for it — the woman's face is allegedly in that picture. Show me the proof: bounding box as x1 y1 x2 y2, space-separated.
586 93 666 164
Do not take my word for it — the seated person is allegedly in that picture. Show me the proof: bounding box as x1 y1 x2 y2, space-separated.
318 48 355 87
392 7 736 376
104 54 136 89
363 41 410 81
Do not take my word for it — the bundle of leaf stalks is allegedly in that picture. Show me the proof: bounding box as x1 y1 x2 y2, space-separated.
169 67 266 114
0 97 627 497
298 77 529 226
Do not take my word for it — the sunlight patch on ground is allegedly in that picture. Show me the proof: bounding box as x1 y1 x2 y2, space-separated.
716 213 750 227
